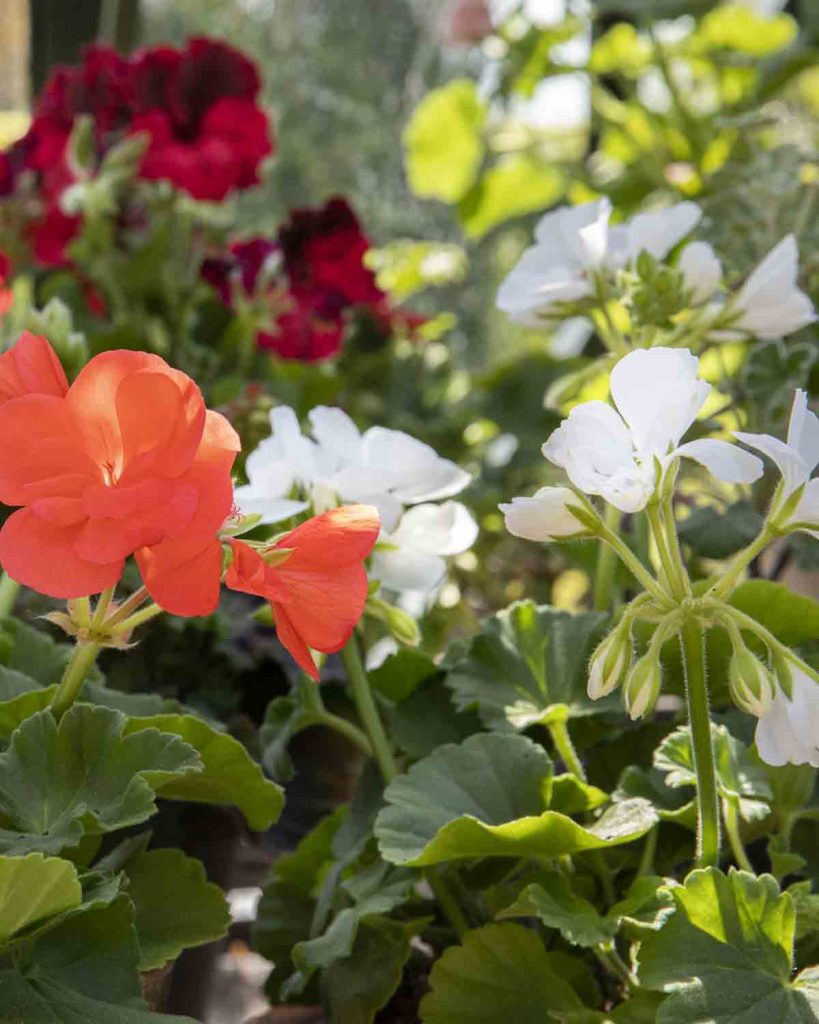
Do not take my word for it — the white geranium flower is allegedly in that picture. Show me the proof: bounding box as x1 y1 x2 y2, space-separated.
371 501 478 594
736 389 819 535
496 198 701 326
500 486 587 542
756 667 819 767
728 236 816 339
678 241 722 304
235 405 471 530
540 348 763 513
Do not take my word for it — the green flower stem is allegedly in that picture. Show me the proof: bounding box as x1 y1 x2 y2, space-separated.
50 641 102 719
595 945 636 990
90 586 116 631
110 602 163 635
341 635 397 782
717 606 819 688
722 798 753 873
105 585 149 627
708 525 775 600
661 493 691 597
548 719 586 782
637 825 658 877
426 868 470 938
646 503 687 601
680 619 720 867
593 505 622 612
297 674 374 757
0 573 20 619
598 521 672 609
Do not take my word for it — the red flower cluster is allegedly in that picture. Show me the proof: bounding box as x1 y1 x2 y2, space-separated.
0 333 378 678
201 196 399 362
1 38 273 267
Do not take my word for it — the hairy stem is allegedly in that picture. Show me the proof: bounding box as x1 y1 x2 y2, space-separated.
594 505 622 611
341 635 397 782
50 641 102 719
680 620 720 867
427 869 470 938
722 798 753 873
548 719 587 782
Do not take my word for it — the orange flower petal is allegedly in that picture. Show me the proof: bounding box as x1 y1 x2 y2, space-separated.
272 603 320 680
272 562 369 653
0 507 122 598
0 332 69 403
136 534 223 617
273 504 380 568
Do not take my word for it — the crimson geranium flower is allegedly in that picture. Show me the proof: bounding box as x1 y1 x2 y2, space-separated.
0 38 273 266
200 196 393 362
0 336 239 599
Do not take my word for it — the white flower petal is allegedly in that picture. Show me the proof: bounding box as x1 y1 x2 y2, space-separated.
500 486 585 542
308 406 362 465
371 548 446 594
756 671 819 767
496 243 592 324
791 478 819 536
622 201 702 262
390 501 478 557
678 241 722 304
787 390 819 476
734 431 810 498
232 490 310 525
550 317 593 358
361 427 471 503
733 235 817 338
610 347 710 456
673 439 763 484
365 637 399 671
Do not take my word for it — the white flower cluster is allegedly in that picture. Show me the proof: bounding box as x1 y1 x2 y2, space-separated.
235 406 478 598
497 198 815 346
501 347 763 534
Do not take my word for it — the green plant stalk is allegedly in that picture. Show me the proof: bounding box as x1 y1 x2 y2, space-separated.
637 824 658 877
598 522 672 608
680 620 720 867
722 797 753 873
595 945 636 990
341 635 397 782
646 503 687 600
297 674 374 757
50 641 102 719
593 506 622 611
548 719 587 782
0 573 20 619
106 585 149 627
661 493 691 598
90 586 116 631
427 869 470 938
110 602 163 635
708 525 775 600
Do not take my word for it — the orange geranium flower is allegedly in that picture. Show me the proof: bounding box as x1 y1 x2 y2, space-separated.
0 337 239 599
0 331 69 403
225 505 380 678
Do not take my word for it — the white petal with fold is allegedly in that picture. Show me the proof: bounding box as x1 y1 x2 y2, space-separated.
500 486 585 541
673 439 763 484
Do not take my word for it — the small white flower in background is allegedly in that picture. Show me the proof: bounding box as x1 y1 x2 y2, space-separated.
501 486 587 541
736 389 819 535
755 667 819 768
496 198 701 327
371 501 479 595
726 235 816 340
678 241 723 304
235 405 471 530
540 347 763 513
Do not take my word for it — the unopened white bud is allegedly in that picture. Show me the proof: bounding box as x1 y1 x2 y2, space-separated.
623 652 662 720
729 647 775 717
588 626 631 700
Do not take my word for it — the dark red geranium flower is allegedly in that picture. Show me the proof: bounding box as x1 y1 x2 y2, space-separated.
201 197 397 362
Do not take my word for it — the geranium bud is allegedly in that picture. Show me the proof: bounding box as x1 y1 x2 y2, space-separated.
366 596 421 647
771 649 794 699
729 646 775 717
588 625 631 700
623 651 662 720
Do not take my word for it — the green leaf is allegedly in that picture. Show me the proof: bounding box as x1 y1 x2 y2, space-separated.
638 867 819 1023
615 766 696 828
322 915 419 1024
498 872 615 947
419 922 598 1023
678 503 764 559
730 580 819 648
0 894 198 1022
392 678 483 760
123 713 283 831
260 693 323 782
740 340 819 422
0 853 81 945
446 602 608 731
654 723 772 821
369 647 439 704
0 617 70 685
458 157 564 239
589 23 652 76
693 4 797 57
375 733 656 866
404 79 486 203
0 707 201 855
253 811 344 1001
125 848 230 971
365 240 467 303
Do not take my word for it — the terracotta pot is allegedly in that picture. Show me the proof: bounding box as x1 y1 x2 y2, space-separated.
445 0 493 44
140 962 173 1012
